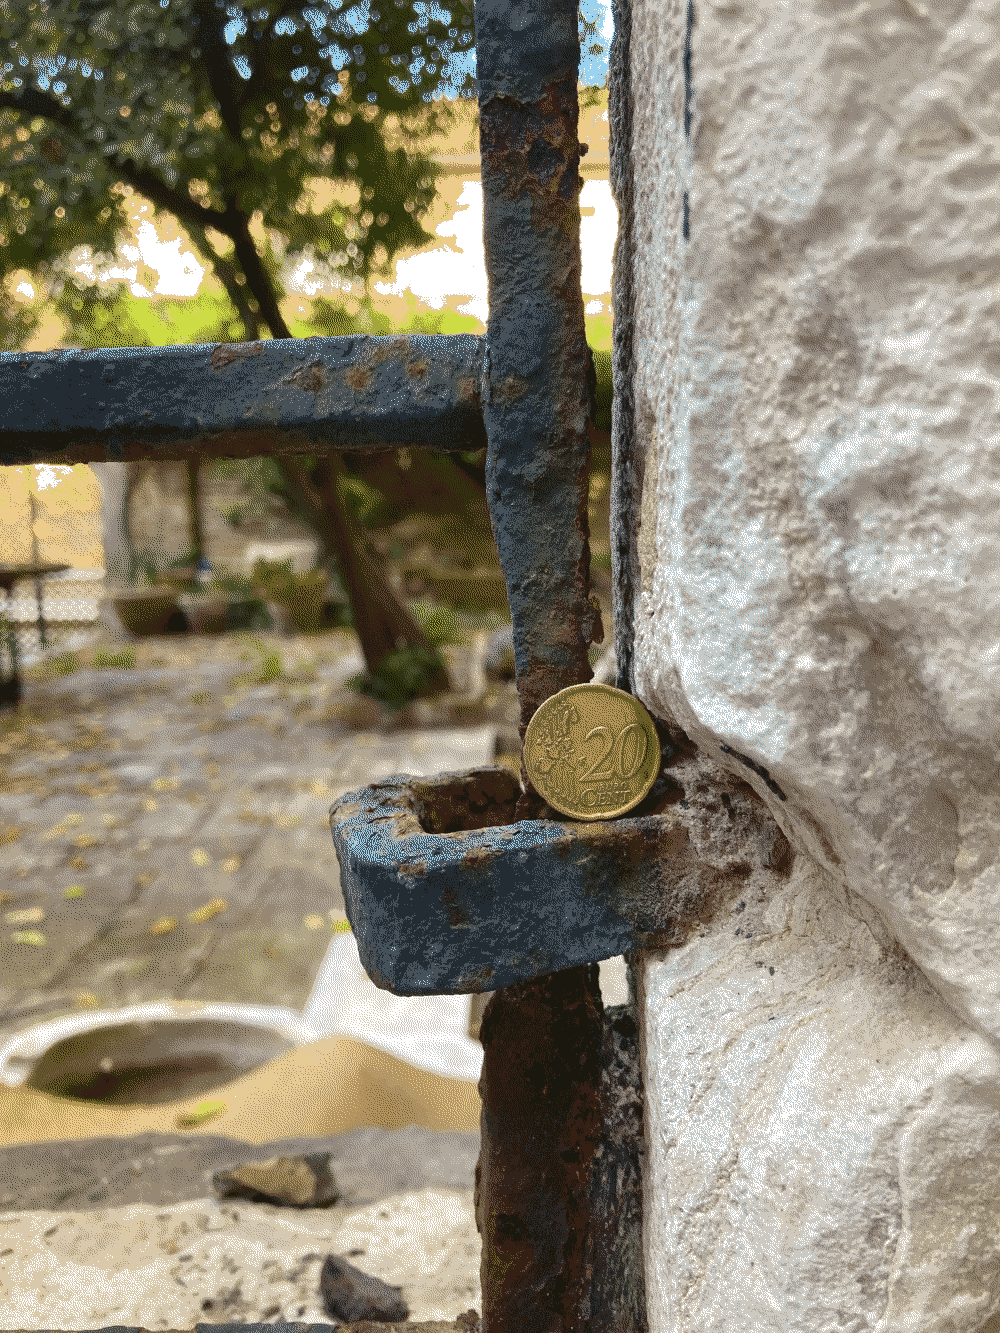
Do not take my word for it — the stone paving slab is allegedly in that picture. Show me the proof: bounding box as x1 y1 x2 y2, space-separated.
0 631 507 1043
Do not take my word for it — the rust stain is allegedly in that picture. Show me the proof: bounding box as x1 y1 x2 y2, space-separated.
496 375 528 404
477 968 603 1331
480 83 583 221
460 963 495 988
462 845 497 867
457 376 479 403
346 366 372 392
211 342 265 370
397 859 428 877
406 359 429 379
440 888 472 928
289 362 325 393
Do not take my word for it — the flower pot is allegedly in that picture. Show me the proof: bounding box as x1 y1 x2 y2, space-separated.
112 587 183 636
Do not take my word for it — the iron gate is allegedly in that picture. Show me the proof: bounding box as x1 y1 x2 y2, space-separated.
0 0 650 1329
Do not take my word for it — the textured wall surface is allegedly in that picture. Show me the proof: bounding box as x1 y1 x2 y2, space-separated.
625 0 1000 1326
636 857 1000 1331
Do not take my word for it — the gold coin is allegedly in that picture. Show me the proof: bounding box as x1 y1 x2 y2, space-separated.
523 682 661 821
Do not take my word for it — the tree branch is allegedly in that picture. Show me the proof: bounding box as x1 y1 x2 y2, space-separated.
223 203 293 339
193 0 244 143
235 0 309 117
0 84 233 234
197 236 264 341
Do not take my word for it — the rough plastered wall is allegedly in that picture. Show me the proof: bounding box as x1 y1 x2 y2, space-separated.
623 0 1000 1328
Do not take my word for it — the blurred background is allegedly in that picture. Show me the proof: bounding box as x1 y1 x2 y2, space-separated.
1 0 617 689
0 0 627 1135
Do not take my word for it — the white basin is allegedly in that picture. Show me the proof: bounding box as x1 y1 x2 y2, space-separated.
0 1001 317 1104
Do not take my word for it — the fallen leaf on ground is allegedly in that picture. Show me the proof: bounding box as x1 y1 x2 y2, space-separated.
0 826 21 846
190 847 211 867
9 930 46 946
176 1098 226 1128
222 856 241 873
150 916 178 935
64 885 86 899
187 897 227 923
304 914 324 930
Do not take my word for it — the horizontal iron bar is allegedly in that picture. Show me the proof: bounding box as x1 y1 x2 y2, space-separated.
0 334 487 467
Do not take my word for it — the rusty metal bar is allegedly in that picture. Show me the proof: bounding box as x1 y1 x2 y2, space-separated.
476 8 602 798
0 334 486 467
472 0 607 1330
331 765 718 996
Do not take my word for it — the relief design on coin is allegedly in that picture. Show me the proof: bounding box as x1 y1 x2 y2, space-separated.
523 682 661 820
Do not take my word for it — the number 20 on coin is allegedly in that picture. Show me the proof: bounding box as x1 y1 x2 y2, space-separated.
523 682 661 820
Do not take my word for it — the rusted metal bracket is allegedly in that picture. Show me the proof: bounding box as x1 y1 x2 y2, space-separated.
0 0 652 1325
330 765 728 996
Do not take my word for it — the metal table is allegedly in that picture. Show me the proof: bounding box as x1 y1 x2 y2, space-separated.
0 561 70 708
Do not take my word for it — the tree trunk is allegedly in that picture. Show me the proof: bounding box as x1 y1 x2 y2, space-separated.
195 229 447 688
185 457 206 564
312 454 449 690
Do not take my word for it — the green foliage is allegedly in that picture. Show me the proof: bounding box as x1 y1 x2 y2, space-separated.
258 642 283 683
407 598 461 647
249 556 298 594
236 636 283 685
0 282 41 352
346 642 446 709
48 649 80 675
0 0 476 339
250 557 327 631
32 648 80 678
210 570 255 595
93 645 137 669
592 348 612 435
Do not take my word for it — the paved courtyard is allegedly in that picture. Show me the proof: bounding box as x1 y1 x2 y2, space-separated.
0 628 514 1046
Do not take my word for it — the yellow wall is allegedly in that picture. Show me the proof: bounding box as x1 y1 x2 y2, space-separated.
0 465 104 571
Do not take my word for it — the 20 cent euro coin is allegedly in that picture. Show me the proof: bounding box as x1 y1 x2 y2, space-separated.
523 682 660 820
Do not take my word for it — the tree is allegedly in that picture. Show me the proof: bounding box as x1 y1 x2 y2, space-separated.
0 0 477 697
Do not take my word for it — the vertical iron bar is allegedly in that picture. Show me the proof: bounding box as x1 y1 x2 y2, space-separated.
473 1 607 1331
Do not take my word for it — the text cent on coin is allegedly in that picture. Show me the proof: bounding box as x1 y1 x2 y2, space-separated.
524 682 660 820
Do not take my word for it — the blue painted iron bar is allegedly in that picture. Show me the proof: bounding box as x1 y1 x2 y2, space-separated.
471 0 607 1331
0 333 486 468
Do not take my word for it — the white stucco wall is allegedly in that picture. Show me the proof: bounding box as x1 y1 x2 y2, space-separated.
626 0 1000 1326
